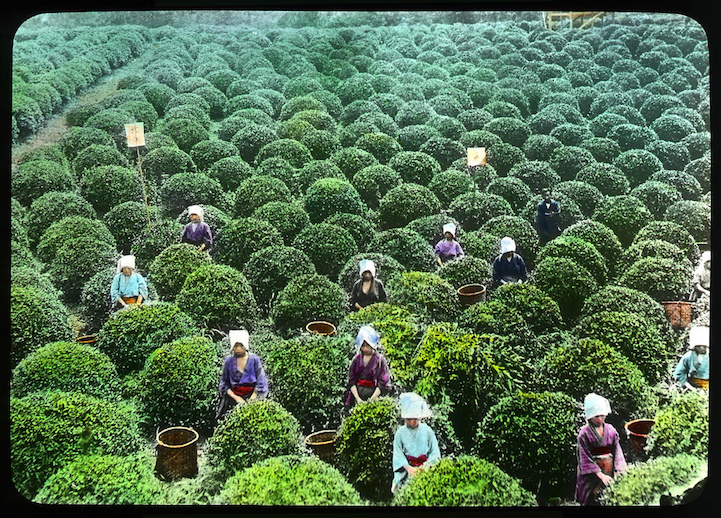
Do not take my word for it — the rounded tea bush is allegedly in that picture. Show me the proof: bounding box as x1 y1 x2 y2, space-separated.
351 164 402 209
233 175 291 218
449 191 513 232
437 255 492 290
561 219 624 279
292 222 358 279
369 228 436 272
387 150 441 185
489 282 564 335
612 149 664 188
213 217 284 271
11 340 121 400
480 215 540 268
555 180 604 218
138 335 219 431
25 190 97 247
207 400 302 478
475 391 578 497
393 455 536 507
270 273 348 334
11 390 143 499
159 172 228 216
97 302 197 375
574 310 670 384
34 452 163 505
591 195 652 247
12 159 77 207
533 256 598 324
336 397 397 502
219 455 363 506
262 334 349 433
535 235 608 286
633 220 700 263
650 391 708 458
304 177 365 223
663 199 710 243
378 183 441 229
618 256 693 302
630 180 683 219
175 263 258 332
535 337 655 422
575 163 630 196
385 271 461 323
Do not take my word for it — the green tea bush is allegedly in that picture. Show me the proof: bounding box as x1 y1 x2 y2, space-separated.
329 146 379 178
437 255 491 290
139 81 175 116
591 195 652 247
618 256 693 302
351 164 402 209
606 123 658 152
336 397 397 502
270 273 348 334
398 124 441 151
130 218 185 272
480 215 540 267
536 236 608 286
138 335 219 431
219 455 363 505
629 180 683 219
378 183 441 229
12 159 77 206
554 180 603 218
621 239 690 272
385 271 461 323
535 337 655 421
142 146 197 184
25 191 96 247
34 451 163 505
229 123 279 164
175 263 258 332
189 139 238 173
103 200 156 254
11 390 143 499
574 311 670 384
649 169 701 201
304 177 365 223
97 302 197 375
507 160 560 195
369 228 436 272
206 156 253 192
651 114 696 142
427 169 474 208
485 176 533 213
262 334 349 433
534 256 598 324
483 117 531 148
419 136 465 170
159 172 228 216
633 220 700 262
547 146 596 183
292 222 358 279
255 138 314 168
355 132 403 164
449 191 513 232
663 199 710 242
484 142 525 176
393 455 536 506
251 201 309 246
80 165 146 216
475 391 578 497
57 126 114 161
580 136 622 163
522 134 563 162
233 175 291 218
213 217 284 271
611 149 664 188
489 282 563 335
650 391 708 458
684 154 710 192
387 151 441 186
601 454 706 506
575 163 630 196
207 400 302 478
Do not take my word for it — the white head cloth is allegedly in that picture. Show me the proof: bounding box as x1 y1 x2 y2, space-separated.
584 393 612 420
399 392 432 419
688 326 710 349
358 259 376 278
443 222 456 238
500 236 516 254
229 329 250 351
188 205 204 221
355 325 380 350
117 255 136 273
701 251 711 265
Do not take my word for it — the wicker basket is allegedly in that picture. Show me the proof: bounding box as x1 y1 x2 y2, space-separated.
457 284 486 305
155 426 199 481
625 419 654 457
305 429 337 463
76 334 98 345
306 321 336 336
661 301 693 330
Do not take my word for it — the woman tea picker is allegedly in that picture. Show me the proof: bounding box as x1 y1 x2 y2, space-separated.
689 251 711 301
492 236 528 287
434 222 464 267
110 255 148 309
391 392 440 494
575 393 627 506
674 325 710 391
344 325 391 407
216 330 269 419
350 259 387 311
180 204 213 252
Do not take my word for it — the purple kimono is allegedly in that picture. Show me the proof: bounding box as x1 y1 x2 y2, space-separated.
344 352 391 406
181 221 213 249
216 353 268 418
434 239 464 262
576 423 627 505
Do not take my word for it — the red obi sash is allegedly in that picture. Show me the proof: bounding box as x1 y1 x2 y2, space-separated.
405 454 428 467
232 384 255 398
591 446 613 457
357 379 377 388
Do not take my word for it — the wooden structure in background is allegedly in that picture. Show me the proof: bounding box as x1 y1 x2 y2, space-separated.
543 11 608 30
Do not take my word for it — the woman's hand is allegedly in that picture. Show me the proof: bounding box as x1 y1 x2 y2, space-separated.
405 465 418 477
597 472 613 486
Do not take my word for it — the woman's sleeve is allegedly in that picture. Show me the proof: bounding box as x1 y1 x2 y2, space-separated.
254 356 269 393
179 224 188 243
427 426 441 465
577 431 601 475
136 274 148 298
517 255 528 280
377 279 387 303
612 428 627 472
110 274 120 301
349 281 359 307
673 354 690 384
456 241 464 257
347 354 361 388
204 223 213 247
219 358 231 394
377 354 391 389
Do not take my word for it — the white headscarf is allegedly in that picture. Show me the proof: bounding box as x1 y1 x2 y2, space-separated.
688 326 710 349
117 255 136 274
358 259 376 278
400 392 432 419
584 393 612 420
188 205 204 221
500 237 516 254
355 325 380 350
443 222 456 238
229 329 250 351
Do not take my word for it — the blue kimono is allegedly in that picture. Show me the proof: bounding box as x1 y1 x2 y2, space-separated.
110 272 148 305
673 351 709 385
392 422 441 489
181 221 213 249
492 253 528 284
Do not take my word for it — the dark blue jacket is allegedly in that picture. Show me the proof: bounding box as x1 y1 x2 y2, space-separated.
493 253 528 283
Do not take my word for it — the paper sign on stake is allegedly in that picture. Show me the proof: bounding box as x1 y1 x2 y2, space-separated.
125 123 145 148
467 147 487 166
